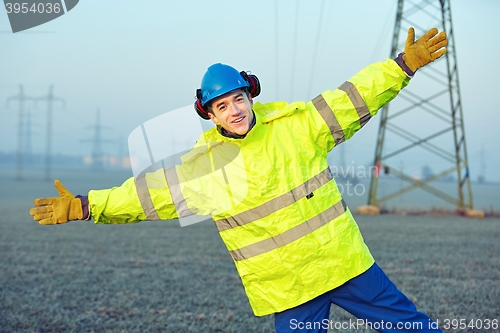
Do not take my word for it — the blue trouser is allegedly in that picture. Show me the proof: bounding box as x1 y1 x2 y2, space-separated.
274 263 442 333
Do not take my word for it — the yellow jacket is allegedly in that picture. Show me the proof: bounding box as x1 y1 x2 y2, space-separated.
89 59 410 316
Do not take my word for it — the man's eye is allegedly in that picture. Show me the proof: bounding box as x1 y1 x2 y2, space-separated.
219 105 227 112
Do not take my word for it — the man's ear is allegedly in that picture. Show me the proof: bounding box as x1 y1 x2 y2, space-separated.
207 112 220 126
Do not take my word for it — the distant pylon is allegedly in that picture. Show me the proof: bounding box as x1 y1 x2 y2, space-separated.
82 109 112 170
6 85 35 181
25 106 33 165
117 132 128 168
368 0 473 209
36 85 65 181
478 144 485 184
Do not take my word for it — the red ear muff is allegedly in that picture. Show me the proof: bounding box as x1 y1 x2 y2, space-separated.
247 74 261 98
194 89 210 120
240 71 261 98
194 99 210 120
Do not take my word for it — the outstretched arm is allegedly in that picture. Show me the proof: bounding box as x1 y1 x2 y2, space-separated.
310 27 447 151
30 168 181 225
88 168 181 224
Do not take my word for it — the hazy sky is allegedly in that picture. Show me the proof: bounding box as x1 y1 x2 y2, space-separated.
1 0 499 181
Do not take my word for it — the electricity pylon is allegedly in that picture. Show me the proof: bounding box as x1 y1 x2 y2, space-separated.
82 109 112 170
6 85 35 181
36 85 65 181
368 0 473 210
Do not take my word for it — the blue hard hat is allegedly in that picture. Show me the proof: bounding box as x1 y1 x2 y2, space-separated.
199 63 250 106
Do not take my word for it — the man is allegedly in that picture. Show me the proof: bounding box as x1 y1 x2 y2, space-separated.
30 27 447 332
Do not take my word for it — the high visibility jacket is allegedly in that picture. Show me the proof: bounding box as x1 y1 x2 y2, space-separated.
89 59 409 316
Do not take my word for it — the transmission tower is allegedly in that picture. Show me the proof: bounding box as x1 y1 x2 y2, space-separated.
25 106 34 166
36 85 65 181
6 85 35 181
368 0 473 210
478 144 485 184
82 109 112 170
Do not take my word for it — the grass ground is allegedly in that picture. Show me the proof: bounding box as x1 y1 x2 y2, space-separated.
0 170 498 332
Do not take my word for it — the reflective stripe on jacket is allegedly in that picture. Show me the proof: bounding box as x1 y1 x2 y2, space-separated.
88 59 409 316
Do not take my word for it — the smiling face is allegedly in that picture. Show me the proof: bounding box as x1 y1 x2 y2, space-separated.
207 89 254 136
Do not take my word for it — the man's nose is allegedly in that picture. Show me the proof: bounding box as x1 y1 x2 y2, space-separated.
229 102 242 115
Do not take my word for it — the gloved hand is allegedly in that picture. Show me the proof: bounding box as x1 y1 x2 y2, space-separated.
29 180 83 225
403 27 448 72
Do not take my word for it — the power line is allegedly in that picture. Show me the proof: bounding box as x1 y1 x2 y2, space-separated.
289 0 300 101
307 0 326 99
275 0 280 100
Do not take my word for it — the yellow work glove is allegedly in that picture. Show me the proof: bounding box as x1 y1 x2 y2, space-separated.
403 27 448 72
29 180 83 225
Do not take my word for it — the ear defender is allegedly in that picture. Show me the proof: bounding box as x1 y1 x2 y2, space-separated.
194 88 211 120
239 71 261 98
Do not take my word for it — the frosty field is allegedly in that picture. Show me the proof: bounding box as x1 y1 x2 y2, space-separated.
0 169 498 332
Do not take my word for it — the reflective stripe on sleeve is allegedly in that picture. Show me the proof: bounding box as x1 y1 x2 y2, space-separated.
338 81 371 128
312 94 345 145
164 166 195 218
229 199 347 261
214 168 333 232
134 174 161 220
